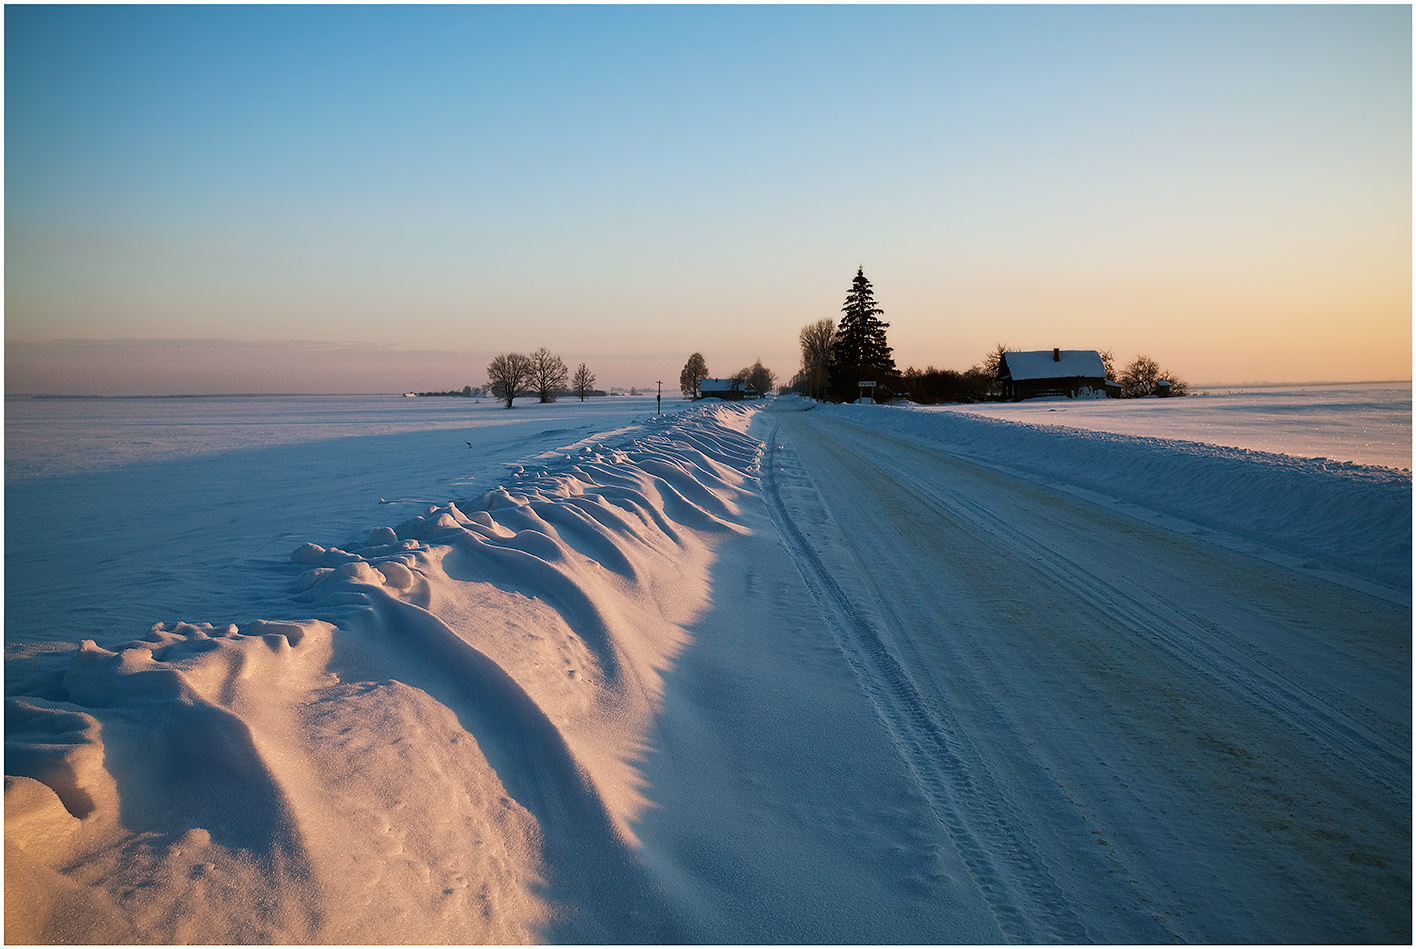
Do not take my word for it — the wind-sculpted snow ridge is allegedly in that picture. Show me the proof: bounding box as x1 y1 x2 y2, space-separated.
4 402 763 944
822 402 1412 595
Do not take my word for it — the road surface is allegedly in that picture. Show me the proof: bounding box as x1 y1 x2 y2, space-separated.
742 400 1410 943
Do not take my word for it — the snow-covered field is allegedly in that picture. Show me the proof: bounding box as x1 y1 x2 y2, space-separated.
5 386 1410 942
933 380 1411 472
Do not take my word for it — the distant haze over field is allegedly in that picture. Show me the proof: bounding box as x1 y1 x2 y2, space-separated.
6 5 1410 396
3 339 685 397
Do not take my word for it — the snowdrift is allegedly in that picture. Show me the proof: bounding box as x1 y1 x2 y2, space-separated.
5 403 761 944
820 401 1412 594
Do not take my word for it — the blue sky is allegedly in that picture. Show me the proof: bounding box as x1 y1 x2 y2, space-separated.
6 4 1410 394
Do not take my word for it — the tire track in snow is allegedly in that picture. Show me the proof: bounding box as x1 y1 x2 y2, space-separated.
758 419 1091 944
846 419 1412 808
767 407 1410 942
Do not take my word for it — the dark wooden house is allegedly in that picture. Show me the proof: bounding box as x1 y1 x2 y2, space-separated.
998 349 1111 401
698 378 761 401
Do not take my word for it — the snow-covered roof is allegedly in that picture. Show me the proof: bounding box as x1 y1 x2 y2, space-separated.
699 378 757 394
1002 350 1107 381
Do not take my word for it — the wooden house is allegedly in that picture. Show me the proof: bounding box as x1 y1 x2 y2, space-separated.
998 349 1111 401
698 378 761 401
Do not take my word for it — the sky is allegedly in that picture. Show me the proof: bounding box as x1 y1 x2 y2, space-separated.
5 4 1411 395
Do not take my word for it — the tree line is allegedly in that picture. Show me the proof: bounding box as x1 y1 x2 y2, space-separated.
484 268 1187 411
791 267 1188 404
485 348 597 408
413 386 481 398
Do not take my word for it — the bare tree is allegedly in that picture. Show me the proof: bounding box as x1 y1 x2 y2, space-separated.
735 359 776 397
798 317 835 401
528 347 568 403
486 353 533 409
572 362 596 401
1098 348 1116 381
1120 354 1162 398
978 343 1015 378
680 352 708 398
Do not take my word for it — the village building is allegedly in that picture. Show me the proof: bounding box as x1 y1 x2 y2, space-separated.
698 378 761 401
998 349 1113 401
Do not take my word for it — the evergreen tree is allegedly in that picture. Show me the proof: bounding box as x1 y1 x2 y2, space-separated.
828 266 896 401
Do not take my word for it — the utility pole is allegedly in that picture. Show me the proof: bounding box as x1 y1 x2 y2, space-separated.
656 380 662 415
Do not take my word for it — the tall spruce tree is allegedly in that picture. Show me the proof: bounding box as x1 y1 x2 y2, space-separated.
829 266 896 401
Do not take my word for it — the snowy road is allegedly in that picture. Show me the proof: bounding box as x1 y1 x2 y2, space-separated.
755 400 1410 943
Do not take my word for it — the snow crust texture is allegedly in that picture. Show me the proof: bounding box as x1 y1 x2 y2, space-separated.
5 404 760 944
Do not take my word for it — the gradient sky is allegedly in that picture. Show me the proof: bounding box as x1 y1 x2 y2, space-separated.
6 4 1411 395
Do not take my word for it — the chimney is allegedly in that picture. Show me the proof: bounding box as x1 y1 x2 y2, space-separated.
1053 348 1060 362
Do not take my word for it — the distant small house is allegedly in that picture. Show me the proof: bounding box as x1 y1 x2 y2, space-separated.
698 378 760 401
998 349 1111 401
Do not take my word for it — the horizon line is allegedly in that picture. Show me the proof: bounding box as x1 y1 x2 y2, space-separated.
6 379 1411 400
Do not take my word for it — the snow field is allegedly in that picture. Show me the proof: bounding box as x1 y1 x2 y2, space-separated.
933 381 1411 472
5 403 762 943
4 390 1409 942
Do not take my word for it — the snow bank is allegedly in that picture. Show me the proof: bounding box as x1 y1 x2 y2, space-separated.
818 401 1412 594
4 403 762 944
